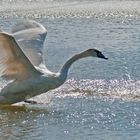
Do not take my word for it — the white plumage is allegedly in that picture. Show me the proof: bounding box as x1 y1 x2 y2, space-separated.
0 20 108 104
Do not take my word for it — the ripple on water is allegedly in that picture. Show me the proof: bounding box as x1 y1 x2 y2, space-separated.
0 1 140 18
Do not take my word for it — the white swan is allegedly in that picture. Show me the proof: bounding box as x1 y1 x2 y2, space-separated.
0 20 108 105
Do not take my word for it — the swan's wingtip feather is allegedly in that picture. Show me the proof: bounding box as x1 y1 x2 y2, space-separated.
12 20 47 67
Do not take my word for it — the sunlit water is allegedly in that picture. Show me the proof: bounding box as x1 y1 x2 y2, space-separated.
1 0 140 139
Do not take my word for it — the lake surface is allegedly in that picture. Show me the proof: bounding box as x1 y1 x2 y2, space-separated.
1 0 140 139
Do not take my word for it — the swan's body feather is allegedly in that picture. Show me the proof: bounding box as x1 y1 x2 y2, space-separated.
0 73 63 104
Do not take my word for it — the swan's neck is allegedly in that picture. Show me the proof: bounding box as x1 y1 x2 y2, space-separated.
59 51 90 80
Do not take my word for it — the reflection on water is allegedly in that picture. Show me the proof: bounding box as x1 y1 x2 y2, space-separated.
0 106 46 140
1 94 140 140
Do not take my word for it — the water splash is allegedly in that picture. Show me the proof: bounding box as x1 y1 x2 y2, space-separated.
0 78 140 104
43 78 140 102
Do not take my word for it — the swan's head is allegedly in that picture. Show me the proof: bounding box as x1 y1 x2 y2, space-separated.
86 49 108 60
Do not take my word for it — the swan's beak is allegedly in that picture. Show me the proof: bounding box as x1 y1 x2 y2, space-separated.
97 52 108 60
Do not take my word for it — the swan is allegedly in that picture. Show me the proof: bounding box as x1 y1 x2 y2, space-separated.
0 20 108 105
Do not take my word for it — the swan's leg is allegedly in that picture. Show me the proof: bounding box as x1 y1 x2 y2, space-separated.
24 100 38 104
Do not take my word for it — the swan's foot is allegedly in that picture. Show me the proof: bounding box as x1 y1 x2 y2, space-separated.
24 100 38 104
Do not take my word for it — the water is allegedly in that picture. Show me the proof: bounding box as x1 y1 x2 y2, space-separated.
1 0 140 139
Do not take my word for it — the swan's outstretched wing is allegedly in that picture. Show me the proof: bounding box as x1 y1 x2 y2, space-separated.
12 20 47 66
0 32 40 80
